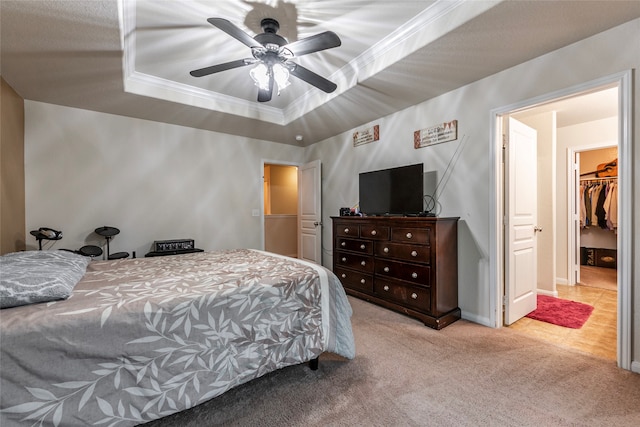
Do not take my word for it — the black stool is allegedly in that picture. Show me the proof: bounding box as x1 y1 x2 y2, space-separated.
95 226 129 260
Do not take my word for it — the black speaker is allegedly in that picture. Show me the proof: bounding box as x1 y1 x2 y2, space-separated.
339 207 351 216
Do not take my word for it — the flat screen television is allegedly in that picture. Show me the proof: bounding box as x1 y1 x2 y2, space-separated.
359 163 424 216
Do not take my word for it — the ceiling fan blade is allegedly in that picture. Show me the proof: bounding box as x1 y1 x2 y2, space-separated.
289 63 337 93
207 18 260 49
190 59 253 77
257 76 274 102
284 31 341 57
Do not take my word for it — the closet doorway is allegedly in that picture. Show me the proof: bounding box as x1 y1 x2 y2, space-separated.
572 146 618 290
263 163 298 258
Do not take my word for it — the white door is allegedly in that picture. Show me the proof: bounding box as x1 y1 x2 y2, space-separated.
504 117 539 325
570 151 581 285
298 160 322 264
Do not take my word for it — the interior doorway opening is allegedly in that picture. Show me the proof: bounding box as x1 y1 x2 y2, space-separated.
506 87 619 359
491 71 632 369
573 146 618 291
264 163 298 258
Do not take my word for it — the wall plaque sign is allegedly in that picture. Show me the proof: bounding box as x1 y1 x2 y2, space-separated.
414 120 458 148
353 124 380 147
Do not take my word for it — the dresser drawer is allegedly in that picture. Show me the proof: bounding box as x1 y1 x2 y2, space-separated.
374 242 430 264
359 224 389 240
374 278 431 313
335 224 359 238
391 227 430 245
375 259 430 285
336 238 373 255
334 267 373 293
335 252 374 273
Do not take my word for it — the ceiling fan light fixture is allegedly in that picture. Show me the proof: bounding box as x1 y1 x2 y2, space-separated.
250 62 290 94
249 63 270 90
272 63 290 92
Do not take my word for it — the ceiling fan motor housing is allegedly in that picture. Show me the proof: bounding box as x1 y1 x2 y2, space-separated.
254 33 288 48
254 18 288 49
252 19 289 64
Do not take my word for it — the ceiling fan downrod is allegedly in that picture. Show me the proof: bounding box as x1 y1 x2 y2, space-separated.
260 18 280 34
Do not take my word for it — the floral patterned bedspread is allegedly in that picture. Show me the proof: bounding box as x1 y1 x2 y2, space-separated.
0 249 355 426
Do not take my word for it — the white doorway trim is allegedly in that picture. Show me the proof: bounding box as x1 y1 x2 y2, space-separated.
489 70 633 370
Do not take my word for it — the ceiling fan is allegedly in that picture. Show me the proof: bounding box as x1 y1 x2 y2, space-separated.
190 18 341 102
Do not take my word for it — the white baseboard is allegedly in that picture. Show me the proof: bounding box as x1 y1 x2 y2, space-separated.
631 360 640 374
537 289 558 297
556 277 568 285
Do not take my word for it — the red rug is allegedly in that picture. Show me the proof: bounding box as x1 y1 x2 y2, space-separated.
525 295 594 329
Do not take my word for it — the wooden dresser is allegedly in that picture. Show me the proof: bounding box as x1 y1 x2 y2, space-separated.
332 216 460 329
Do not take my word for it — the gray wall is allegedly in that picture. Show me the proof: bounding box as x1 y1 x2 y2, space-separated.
24 103 305 256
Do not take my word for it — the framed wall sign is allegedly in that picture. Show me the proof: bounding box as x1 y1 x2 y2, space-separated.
414 120 458 148
353 124 380 147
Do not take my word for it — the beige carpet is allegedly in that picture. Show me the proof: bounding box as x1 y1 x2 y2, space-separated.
145 297 640 426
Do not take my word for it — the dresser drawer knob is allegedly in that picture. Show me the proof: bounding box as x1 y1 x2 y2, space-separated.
406 232 413 239
344 228 350 234
411 293 418 300
383 267 390 273
341 257 347 262
411 250 418 257
412 272 418 279
361 260 366 266
341 242 346 247
341 273 346 278
361 279 366 284
371 230 377 236
383 285 389 291
383 247 389 253
360 244 366 250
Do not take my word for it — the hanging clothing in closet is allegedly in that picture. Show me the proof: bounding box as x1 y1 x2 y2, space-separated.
580 180 617 231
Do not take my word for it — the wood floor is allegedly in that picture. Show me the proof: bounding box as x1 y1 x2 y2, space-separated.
508 266 617 361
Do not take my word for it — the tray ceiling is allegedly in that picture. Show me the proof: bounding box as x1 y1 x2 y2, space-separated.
2 1 639 145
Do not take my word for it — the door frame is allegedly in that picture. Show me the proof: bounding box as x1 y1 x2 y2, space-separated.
489 70 633 370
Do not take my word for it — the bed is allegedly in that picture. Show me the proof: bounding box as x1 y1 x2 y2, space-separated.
0 249 355 426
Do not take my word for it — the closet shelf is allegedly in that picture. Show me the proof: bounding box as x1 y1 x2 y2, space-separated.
580 176 617 182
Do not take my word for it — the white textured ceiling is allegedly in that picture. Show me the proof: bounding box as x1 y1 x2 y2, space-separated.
1 1 639 146
513 86 619 128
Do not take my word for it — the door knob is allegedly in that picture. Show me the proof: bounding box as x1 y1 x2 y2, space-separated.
534 226 543 233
